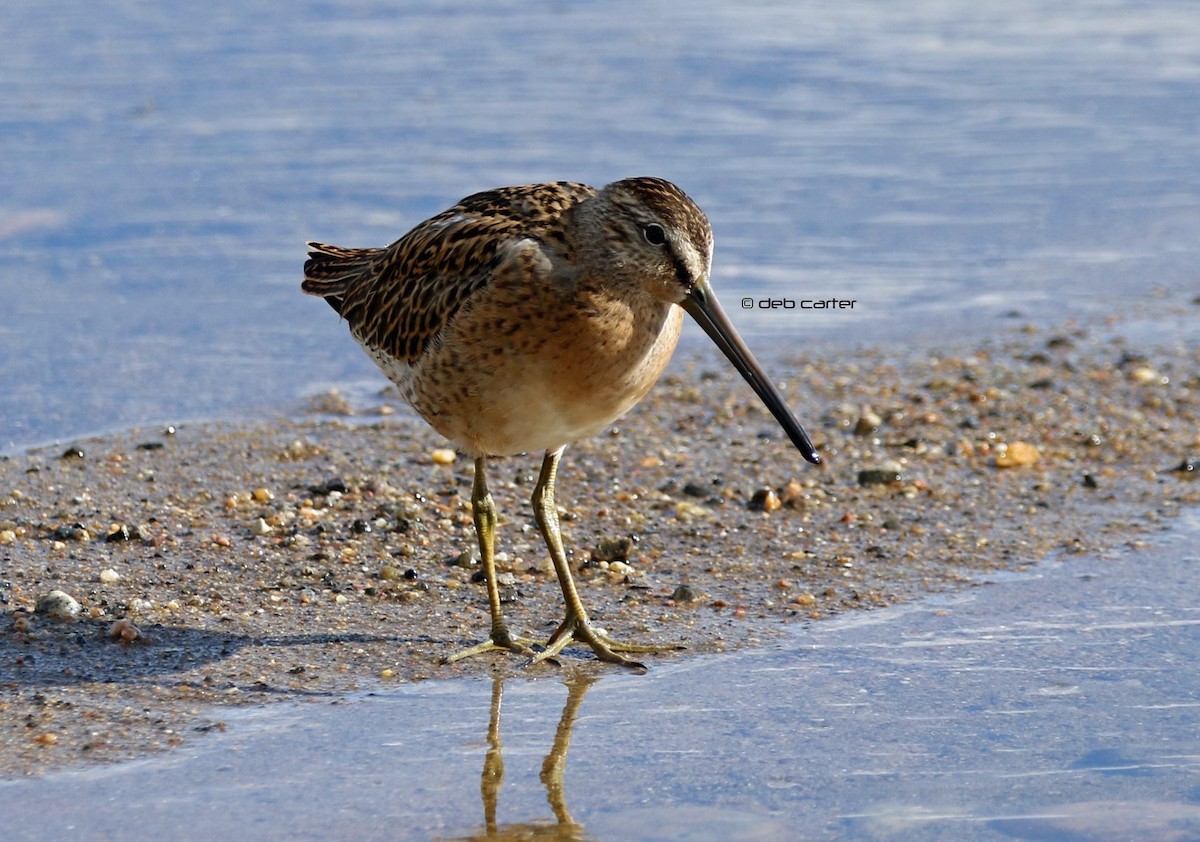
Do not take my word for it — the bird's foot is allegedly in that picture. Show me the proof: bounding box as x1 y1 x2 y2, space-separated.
442 627 538 664
527 615 684 670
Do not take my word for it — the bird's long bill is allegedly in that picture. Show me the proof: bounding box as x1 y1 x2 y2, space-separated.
681 279 821 464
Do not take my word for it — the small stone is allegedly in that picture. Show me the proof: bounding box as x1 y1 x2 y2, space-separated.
380 566 403 581
1172 457 1196 474
380 668 396 679
792 593 817 607
1130 366 1167 385
99 568 121 584
450 550 476 569
52 523 90 542
748 488 782 511
108 619 141 643
853 408 882 436
308 477 348 496
592 536 632 563
1081 472 1100 489
430 448 456 465
608 561 633 577
249 517 273 537
35 590 81 621
673 501 711 523
251 487 274 503
0 529 15 545
33 733 58 746
858 461 903 486
670 584 697 603
105 523 134 542
779 479 806 509
60 447 85 460
280 439 322 461
995 441 1040 468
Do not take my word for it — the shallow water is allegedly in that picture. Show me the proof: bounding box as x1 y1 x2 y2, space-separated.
2 1 1199 448
2 511 1197 841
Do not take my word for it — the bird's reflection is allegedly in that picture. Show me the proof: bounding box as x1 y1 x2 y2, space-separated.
448 671 598 841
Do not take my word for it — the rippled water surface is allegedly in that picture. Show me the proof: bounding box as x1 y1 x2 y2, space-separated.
2 1 1198 447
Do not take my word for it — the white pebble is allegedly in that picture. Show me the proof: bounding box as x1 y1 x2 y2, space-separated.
35 590 81 621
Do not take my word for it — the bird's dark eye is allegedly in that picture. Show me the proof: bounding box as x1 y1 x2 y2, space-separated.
641 223 667 246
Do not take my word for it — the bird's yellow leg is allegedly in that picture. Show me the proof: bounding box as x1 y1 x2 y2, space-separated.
444 456 537 663
527 448 681 669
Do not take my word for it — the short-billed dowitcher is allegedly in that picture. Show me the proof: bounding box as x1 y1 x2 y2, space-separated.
302 177 819 668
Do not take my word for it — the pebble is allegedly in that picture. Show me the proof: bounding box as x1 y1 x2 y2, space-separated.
1130 366 1167 385
778 479 806 509
857 461 903 486
995 441 1040 468
308 477 348 496
99 568 121 584
35 590 81 621
673 501 711 523
430 448 456 465
52 523 91 542
670 584 697 603
854 408 882 436
0 529 15 544
108 619 141 643
592 536 632 562
249 517 273 537
105 523 143 542
748 488 782 511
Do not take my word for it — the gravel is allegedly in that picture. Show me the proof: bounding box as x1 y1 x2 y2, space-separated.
1 320 1197 777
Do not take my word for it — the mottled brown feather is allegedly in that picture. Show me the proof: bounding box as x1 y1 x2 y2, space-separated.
302 181 598 364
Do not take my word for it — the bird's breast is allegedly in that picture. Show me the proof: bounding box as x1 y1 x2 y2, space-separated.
389 294 683 457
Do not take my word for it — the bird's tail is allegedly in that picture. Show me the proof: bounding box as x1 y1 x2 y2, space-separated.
301 242 385 311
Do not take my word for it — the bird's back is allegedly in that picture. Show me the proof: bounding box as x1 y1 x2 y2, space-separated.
302 182 597 365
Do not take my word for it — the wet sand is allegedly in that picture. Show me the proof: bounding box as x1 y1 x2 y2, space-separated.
1 317 1197 777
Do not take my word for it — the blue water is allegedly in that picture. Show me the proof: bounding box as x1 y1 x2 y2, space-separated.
2 1 1198 449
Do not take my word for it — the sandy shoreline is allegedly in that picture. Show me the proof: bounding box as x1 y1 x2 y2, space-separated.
1 318 1197 778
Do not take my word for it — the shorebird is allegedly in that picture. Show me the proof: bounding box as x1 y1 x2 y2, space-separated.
302 177 820 668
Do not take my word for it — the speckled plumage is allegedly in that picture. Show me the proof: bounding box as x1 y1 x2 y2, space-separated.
303 177 818 667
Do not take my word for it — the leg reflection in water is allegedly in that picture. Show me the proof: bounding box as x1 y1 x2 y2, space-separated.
459 672 599 841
